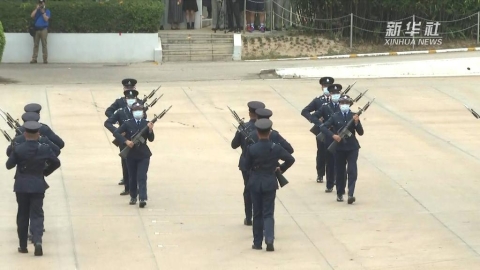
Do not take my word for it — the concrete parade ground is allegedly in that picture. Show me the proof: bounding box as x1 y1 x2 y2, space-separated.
1 52 480 270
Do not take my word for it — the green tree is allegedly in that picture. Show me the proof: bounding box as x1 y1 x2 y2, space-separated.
0 21 5 63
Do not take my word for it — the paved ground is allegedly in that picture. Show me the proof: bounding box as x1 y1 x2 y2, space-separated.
1 54 480 269
1 51 479 85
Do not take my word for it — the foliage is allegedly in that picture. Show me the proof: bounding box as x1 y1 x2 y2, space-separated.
0 0 164 33
0 21 5 63
290 0 480 42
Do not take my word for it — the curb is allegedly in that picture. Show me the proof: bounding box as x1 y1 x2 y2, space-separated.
245 47 480 62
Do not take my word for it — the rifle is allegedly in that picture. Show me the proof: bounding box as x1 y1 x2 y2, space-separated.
311 90 368 137
144 93 163 111
327 98 375 153
464 104 480 119
232 121 289 188
342 81 357 95
119 105 172 159
227 106 252 133
232 123 256 145
0 128 12 142
352 89 369 104
0 111 21 136
141 86 161 104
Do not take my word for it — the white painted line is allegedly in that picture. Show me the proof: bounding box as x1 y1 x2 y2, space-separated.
272 57 480 79
246 47 480 62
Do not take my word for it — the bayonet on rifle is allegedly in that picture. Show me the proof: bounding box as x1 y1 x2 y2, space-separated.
464 104 480 119
144 93 164 111
227 106 248 132
0 128 12 142
352 89 369 104
342 81 357 95
0 109 21 128
142 86 162 104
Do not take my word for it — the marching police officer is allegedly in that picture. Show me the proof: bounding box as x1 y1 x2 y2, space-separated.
113 102 155 208
251 108 294 154
104 90 146 195
231 101 265 226
6 121 61 256
310 84 342 192
6 112 60 157
105 78 144 118
22 103 65 149
105 79 147 186
301 77 334 183
319 95 364 204
245 119 295 251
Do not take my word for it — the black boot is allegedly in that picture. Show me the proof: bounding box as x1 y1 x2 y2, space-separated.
191 22 195 29
187 22 191 29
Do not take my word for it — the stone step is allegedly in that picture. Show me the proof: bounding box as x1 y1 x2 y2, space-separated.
163 51 233 57
162 40 233 46
159 33 234 38
162 44 232 50
163 54 233 62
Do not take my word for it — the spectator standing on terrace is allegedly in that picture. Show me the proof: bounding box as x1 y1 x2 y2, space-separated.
30 0 50 64
168 0 184 30
246 0 266 32
203 0 212 18
183 0 199 29
226 0 242 33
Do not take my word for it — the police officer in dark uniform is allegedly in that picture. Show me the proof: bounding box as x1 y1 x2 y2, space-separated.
113 102 155 208
319 95 364 204
104 90 146 195
105 79 146 186
22 103 65 149
310 84 342 192
301 77 334 183
6 121 61 256
105 79 144 118
231 101 265 226
245 119 295 251
6 112 60 157
251 108 294 154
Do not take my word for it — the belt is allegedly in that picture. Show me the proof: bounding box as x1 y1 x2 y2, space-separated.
252 167 275 173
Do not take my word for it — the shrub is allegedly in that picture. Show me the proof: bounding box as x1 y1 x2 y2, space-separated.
0 0 164 33
0 21 5 63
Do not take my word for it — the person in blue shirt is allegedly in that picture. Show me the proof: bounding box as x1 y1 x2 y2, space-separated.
30 0 51 64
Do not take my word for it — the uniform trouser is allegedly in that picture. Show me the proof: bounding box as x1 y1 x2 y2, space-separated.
316 138 326 177
251 189 276 246
16 192 44 248
226 0 242 28
241 169 252 220
32 28 48 61
323 138 336 189
119 145 130 191
212 0 224 28
273 0 291 29
127 157 150 201
334 149 359 196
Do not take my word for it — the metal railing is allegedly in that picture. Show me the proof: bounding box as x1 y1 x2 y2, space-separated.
236 0 480 47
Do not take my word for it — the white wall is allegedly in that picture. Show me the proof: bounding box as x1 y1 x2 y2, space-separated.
2 33 159 63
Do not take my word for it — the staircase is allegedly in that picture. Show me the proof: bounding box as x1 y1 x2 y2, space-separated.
159 31 234 62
